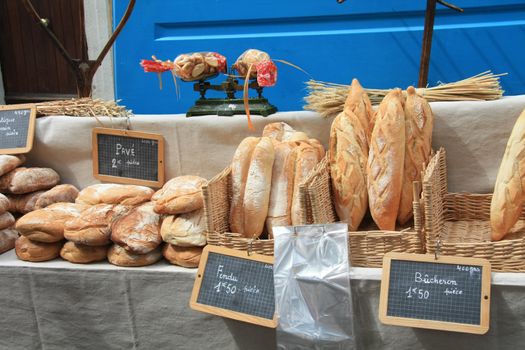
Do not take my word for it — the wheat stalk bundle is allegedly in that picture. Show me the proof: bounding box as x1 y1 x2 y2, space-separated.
35 98 130 118
305 71 506 118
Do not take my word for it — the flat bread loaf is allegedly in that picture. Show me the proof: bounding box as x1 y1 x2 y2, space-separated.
15 235 63 262
152 175 206 214
367 89 406 231
0 227 18 254
76 184 154 206
35 184 79 209
0 167 60 194
163 244 203 268
0 154 25 177
60 241 108 263
107 244 162 267
0 212 15 230
0 194 9 215
397 87 433 225
160 209 206 247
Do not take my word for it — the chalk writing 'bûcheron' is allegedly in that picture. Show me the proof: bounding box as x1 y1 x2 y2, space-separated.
414 272 458 286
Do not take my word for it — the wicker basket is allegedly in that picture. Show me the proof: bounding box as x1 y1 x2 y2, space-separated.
304 155 425 267
422 148 525 271
202 165 314 256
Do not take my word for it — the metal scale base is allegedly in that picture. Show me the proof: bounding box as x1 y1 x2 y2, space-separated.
186 98 277 117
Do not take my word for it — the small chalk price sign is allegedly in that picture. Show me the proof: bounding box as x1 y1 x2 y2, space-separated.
190 245 277 328
92 127 165 187
379 253 491 334
0 104 36 154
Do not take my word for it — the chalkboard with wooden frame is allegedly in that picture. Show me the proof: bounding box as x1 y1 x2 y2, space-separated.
92 127 165 188
379 252 491 334
0 104 36 154
190 245 277 328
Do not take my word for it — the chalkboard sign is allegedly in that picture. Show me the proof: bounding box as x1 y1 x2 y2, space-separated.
190 245 277 328
379 253 491 334
0 104 36 154
92 127 165 187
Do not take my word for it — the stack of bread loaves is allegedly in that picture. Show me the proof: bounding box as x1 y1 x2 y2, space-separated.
153 175 207 268
330 80 433 231
0 154 82 260
230 122 325 238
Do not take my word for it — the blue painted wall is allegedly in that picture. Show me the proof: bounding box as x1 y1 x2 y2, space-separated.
113 0 525 114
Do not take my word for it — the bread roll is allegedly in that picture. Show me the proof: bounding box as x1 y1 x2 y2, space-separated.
243 137 275 238
344 78 374 145
367 89 406 230
0 154 25 177
397 87 433 225
111 202 161 254
160 209 206 246
291 143 319 225
329 111 368 230
0 193 9 214
491 108 525 240
7 191 44 214
262 122 295 141
0 167 60 194
229 137 259 233
76 184 154 206
266 142 297 233
107 244 162 267
16 203 88 242
15 235 63 262
64 204 130 246
60 241 108 263
152 175 206 214
163 244 203 268
0 212 15 230
34 184 79 209
0 227 18 254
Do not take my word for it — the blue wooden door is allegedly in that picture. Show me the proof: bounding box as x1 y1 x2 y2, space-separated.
113 0 525 114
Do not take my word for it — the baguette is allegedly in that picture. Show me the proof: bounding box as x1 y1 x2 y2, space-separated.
291 143 319 225
229 137 259 234
367 89 406 230
243 137 275 237
491 108 525 240
262 122 295 141
344 78 374 147
329 111 368 230
397 86 433 225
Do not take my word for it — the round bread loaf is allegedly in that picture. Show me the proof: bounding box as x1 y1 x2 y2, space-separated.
15 235 62 262
107 244 162 267
163 244 203 268
60 241 107 263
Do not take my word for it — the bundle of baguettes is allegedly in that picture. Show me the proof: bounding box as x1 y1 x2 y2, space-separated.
229 122 325 238
490 107 525 241
152 175 208 268
329 80 433 231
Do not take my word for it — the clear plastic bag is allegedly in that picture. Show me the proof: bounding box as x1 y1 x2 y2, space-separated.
273 223 355 350
173 52 227 81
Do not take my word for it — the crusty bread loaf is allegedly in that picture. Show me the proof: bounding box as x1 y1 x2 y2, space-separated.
291 143 320 225
152 175 206 214
288 132 309 142
76 184 154 206
60 241 108 263
0 154 25 177
15 235 63 262
163 244 203 268
0 167 60 194
111 202 161 254
0 227 18 254
0 193 9 214
64 204 129 246
344 79 374 145
262 122 295 141
160 209 206 246
229 137 259 234
0 212 15 230
307 138 326 161
329 111 368 230
16 203 88 242
107 244 162 267
266 142 297 234
491 108 525 240
397 87 433 225
243 137 275 238
367 89 406 230
35 184 79 209
7 191 44 214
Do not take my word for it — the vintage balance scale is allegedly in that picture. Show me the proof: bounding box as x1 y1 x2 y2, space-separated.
185 66 277 117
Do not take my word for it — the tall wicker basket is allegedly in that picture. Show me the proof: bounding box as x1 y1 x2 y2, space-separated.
422 148 525 271
303 156 425 267
202 165 314 256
